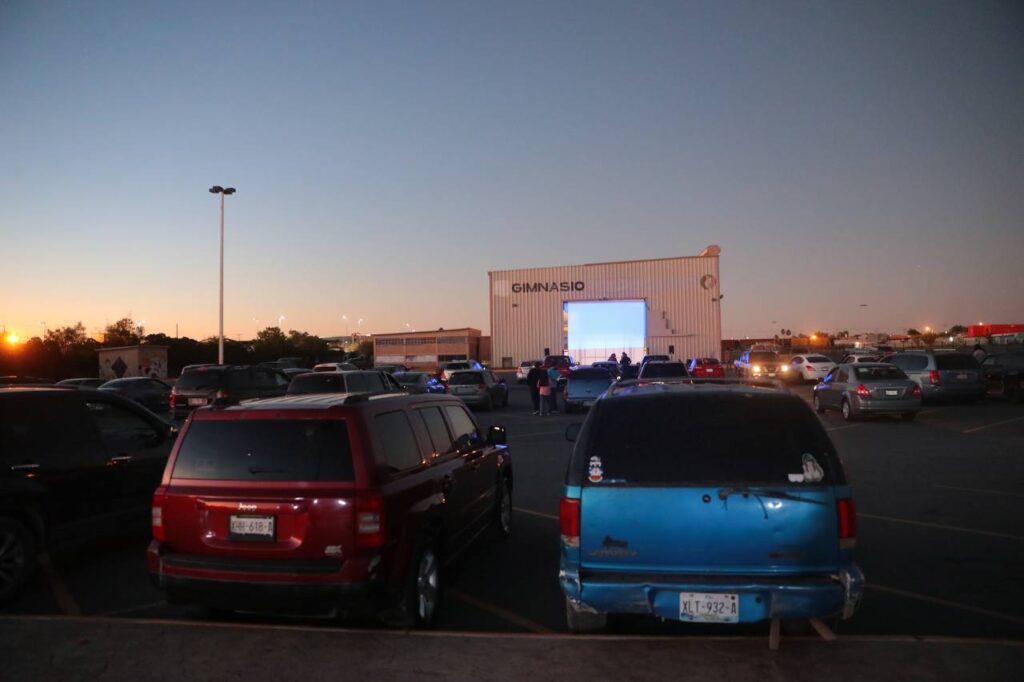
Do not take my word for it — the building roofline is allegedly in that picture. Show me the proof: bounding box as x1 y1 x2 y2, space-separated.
488 253 718 276
97 345 169 351
372 328 481 338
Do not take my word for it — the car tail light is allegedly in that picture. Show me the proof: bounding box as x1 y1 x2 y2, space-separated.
837 497 857 549
355 491 386 550
855 384 871 398
478 383 487 390
912 385 922 397
216 389 229 399
560 497 580 548
929 370 940 385
152 491 166 541
169 392 176 408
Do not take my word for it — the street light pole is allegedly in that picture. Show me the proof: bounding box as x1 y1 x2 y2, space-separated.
209 186 236 364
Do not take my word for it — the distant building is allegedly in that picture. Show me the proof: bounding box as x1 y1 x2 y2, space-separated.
968 324 1024 345
98 345 168 380
373 328 482 370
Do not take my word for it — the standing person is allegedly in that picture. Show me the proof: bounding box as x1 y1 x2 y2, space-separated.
537 367 552 416
546 364 561 413
619 352 632 372
608 353 617 362
526 361 545 415
972 344 987 364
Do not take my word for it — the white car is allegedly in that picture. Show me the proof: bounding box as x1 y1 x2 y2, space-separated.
786 354 837 383
841 354 882 364
516 359 540 384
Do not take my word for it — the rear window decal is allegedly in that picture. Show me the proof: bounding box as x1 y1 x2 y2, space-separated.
801 453 825 483
588 456 604 483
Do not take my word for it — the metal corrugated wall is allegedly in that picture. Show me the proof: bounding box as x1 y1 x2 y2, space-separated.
489 256 721 368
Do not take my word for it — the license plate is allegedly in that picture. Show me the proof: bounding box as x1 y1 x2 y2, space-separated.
957 373 968 380
229 515 275 541
188 398 207 406
455 386 475 394
679 592 739 623
885 389 899 396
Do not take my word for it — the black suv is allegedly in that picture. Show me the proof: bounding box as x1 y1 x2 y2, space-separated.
981 352 1024 403
170 365 290 419
100 377 173 414
0 387 176 603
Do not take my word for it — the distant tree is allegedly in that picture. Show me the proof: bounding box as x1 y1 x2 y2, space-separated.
104 317 144 346
949 325 968 336
253 326 289 361
287 330 329 362
358 339 374 362
906 328 921 337
44 323 90 355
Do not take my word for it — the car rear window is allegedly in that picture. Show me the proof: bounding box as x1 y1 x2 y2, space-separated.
693 358 720 366
640 363 689 378
172 419 353 481
449 372 483 385
580 394 841 485
571 368 612 380
175 370 226 391
287 373 346 394
935 354 980 370
854 366 907 380
446 363 470 370
394 372 424 383
806 356 832 363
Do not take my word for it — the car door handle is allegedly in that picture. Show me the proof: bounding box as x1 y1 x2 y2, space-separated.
109 455 133 465
10 463 40 471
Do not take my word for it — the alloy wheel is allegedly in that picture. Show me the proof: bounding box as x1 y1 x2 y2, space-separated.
416 549 439 624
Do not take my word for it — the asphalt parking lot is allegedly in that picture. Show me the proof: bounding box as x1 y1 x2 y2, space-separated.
3 380 1023 642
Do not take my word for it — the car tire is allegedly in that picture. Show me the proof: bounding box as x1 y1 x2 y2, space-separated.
901 411 918 422
494 476 512 541
813 394 825 414
565 596 607 633
401 539 441 629
841 399 855 421
0 518 36 605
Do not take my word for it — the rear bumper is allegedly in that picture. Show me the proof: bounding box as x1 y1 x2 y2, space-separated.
919 384 986 400
560 566 865 623
148 542 378 613
851 396 921 414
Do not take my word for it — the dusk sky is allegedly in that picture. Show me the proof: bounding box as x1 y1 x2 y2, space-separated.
2 1 1021 342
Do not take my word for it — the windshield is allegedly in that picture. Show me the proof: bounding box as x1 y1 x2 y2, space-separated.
854 366 908 380
749 352 779 363
172 419 353 481
641 363 690 378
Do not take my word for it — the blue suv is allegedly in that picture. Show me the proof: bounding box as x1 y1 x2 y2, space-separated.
559 380 863 632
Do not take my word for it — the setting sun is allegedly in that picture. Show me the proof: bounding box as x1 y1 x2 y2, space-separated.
4 333 19 345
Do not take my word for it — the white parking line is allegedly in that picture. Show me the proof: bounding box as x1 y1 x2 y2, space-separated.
962 416 1024 434
514 507 559 521
447 588 555 634
933 484 1024 499
36 553 81 616
859 513 1023 541
867 584 1024 625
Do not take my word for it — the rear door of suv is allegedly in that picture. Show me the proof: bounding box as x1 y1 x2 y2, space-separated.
576 394 843 576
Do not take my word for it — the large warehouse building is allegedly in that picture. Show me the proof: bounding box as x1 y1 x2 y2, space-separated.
489 249 722 368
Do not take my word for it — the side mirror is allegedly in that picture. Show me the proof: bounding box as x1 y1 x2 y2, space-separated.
565 422 582 442
487 425 507 446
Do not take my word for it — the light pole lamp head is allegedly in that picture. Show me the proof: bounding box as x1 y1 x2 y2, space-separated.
209 185 224 193
223 187 236 195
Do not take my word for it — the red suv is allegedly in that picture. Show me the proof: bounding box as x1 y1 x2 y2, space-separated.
686 357 725 378
147 393 512 627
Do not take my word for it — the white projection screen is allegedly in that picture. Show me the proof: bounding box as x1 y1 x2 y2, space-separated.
566 300 646 366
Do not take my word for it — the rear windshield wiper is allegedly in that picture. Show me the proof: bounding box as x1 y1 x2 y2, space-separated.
718 486 828 518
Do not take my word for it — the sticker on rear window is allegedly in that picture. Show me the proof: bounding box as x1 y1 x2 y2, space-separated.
789 454 825 483
588 456 604 483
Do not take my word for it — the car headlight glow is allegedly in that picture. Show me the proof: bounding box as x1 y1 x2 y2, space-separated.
781 365 789 372
752 365 761 372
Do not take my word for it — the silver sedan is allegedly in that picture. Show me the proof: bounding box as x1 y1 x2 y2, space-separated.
813 363 922 421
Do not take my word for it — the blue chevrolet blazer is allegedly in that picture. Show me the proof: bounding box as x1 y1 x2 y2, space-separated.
559 380 864 632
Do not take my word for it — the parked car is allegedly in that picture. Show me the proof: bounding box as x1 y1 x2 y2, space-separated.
542 355 578 380
589 361 621 380
374 364 409 374
438 360 482 381
446 370 508 410
840 355 881 365
882 351 985 403
559 382 863 632
564 367 614 413
170 365 291 419
813 364 922 421
0 387 176 604
393 372 446 395
981 352 1024 403
99 377 173 413
286 371 404 395
147 393 512 626
313 362 359 373
55 378 107 389
734 350 783 379
786 354 838 384
637 361 691 380
260 358 304 371
180 363 219 374
516 360 541 384
618 365 639 381
281 367 310 381
686 358 724 378
638 354 670 371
